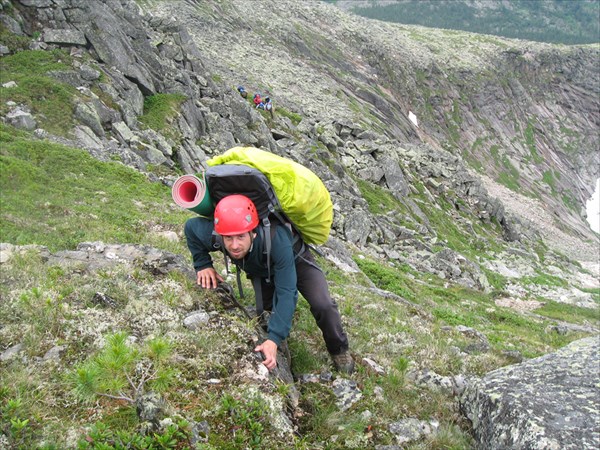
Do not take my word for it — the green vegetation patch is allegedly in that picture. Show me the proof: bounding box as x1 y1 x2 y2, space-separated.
354 177 402 215
0 124 190 252
524 120 543 164
273 106 302 125
0 23 32 53
354 256 593 360
139 93 187 139
0 49 78 135
521 272 568 288
542 169 557 193
535 300 599 325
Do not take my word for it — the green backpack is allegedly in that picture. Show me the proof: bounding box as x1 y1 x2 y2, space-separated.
206 146 333 245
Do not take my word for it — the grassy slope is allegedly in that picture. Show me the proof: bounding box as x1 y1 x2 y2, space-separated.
0 125 189 253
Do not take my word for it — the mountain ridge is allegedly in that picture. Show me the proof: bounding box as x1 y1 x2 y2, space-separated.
332 0 600 45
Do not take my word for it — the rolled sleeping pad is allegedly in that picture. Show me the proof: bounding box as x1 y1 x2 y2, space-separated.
171 174 214 216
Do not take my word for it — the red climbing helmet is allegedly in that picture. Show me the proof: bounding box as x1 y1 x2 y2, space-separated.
214 194 259 235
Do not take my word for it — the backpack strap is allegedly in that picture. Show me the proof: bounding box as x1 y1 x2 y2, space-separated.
251 276 264 316
262 216 272 283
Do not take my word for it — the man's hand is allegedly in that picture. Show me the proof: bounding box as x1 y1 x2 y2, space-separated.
196 267 223 289
254 339 278 370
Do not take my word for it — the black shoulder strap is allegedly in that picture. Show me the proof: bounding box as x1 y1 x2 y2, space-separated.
262 216 272 283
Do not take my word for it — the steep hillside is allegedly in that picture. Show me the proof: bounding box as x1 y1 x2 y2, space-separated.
0 0 598 448
147 0 599 262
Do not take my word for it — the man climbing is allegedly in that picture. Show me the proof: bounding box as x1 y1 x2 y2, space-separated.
237 85 248 98
184 194 354 374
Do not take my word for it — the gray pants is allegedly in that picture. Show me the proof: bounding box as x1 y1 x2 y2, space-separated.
255 245 349 356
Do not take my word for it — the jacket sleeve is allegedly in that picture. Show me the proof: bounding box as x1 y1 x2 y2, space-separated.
184 217 215 272
266 226 298 346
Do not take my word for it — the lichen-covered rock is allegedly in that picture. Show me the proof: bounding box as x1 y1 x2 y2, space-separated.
460 336 600 449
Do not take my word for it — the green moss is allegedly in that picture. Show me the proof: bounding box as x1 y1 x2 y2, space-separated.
274 106 302 125
524 120 544 163
495 151 521 191
139 93 187 139
542 169 557 193
354 177 401 214
561 191 579 212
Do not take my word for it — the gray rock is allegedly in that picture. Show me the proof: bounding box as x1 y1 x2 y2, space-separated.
0 343 24 361
381 156 410 198
74 101 105 137
79 64 101 81
19 0 53 6
43 345 66 361
112 121 135 144
43 28 86 45
183 311 210 330
48 70 85 88
460 336 600 449
343 208 371 246
388 418 439 445
0 14 24 35
136 392 170 425
7 109 36 130
331 378 362 411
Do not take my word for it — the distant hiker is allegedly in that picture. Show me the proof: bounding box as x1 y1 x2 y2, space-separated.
264 96 274 118
184 194 354 374
253 93 262 108
237 85 248 98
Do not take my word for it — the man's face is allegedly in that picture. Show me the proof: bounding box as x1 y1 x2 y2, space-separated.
222 232 253 260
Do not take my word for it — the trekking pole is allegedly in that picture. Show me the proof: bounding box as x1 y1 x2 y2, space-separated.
214 282 253 320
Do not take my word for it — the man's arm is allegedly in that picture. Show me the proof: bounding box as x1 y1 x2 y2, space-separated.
265 226 298 346
184 217 222 288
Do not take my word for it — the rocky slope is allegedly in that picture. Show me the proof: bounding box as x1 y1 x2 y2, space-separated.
147 0 599 262
1 0 599 448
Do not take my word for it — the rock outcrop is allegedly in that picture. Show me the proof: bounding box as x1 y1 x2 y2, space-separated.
460 336 600 449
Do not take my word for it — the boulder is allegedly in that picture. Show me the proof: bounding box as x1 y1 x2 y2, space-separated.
460 336 600 449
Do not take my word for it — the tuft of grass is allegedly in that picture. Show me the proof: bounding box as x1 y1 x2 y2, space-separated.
139 93 187 140
274 106 302 125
